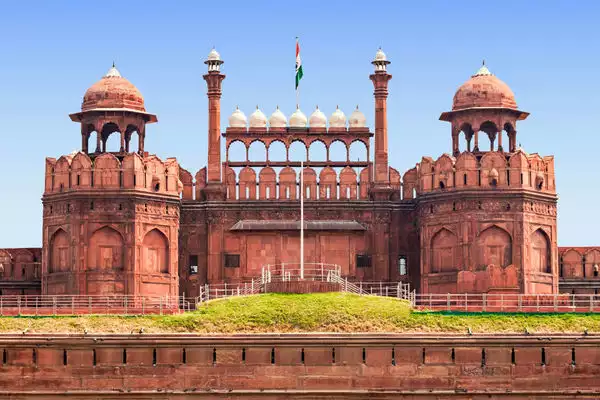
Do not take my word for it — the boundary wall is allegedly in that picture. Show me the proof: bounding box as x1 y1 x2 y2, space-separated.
0 334 599 398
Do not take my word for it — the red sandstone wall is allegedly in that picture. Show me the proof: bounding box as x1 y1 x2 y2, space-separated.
0 334 598 398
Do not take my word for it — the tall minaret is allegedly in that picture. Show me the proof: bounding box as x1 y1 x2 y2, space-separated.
369 48 392 199
203 48 226 199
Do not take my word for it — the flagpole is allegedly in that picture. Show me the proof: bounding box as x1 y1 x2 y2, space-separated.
295 37 300 109
300 160 304 280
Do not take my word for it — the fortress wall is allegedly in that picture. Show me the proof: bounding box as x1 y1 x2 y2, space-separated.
0 334 599 398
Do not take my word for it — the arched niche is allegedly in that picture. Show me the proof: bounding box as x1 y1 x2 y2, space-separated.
278 167 297 200
562 249 582 278
87 226 124 270
475 226 512 268
531 229 551 273
227 140 247 162
142 229 169 274
431 228 458 272
49 229 69 273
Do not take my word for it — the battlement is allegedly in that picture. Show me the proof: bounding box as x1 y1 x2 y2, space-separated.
414 149 556 195
44 152 182 197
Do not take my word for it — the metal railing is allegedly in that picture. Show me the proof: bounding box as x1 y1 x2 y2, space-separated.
414 293 600 312
0 295 192 316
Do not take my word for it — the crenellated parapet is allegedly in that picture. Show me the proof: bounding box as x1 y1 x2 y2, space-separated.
44 152 182 197
414 149 556 195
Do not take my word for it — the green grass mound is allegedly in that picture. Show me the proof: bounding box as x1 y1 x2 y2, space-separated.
1 293 599 334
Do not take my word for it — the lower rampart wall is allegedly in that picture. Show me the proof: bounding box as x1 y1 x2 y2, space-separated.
0 334 599 398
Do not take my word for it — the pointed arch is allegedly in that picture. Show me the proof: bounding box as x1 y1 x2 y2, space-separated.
87 226 124 271
49 228 69 273
142 228 169 274
258 167 277 199
562 249 583 278
430 228 459 272
475 225 512 268
531 229 551 273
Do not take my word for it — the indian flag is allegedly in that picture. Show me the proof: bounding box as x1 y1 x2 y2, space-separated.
295 38 303 90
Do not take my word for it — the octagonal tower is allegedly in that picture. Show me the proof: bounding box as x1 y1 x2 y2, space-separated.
42 65 181 297
415 63 558 295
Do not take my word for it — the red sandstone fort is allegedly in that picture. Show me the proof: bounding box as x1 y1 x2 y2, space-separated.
0 48 598 298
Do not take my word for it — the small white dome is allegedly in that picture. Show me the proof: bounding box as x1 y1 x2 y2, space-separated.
309 106 327 128
207 48 221 61
289 107 307 128
249 106 267 128
349 105 366 128
329 106 347 128
228 106 247 128
374 47 387 62
268 106 287 128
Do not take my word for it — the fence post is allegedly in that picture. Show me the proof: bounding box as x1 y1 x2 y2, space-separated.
345 278 348 292
17 296 21 315
518 295 522 312
321 263 324 282
359 281 362 294
447 293 450 311
429 293 432 309
35 297 38 316
124 296 128 315
572 294 576 310
71 296 74 315
465 293 468 312
590 295 594 312
482 293 487 312
281 264 285 282
205 284 210 301
396 283 400 299
159 297 163 315
536 295 540 312
251 279 254 293
88 296 92 315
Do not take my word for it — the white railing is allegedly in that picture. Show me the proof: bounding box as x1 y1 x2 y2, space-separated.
413 293 600 312
0 295 192 316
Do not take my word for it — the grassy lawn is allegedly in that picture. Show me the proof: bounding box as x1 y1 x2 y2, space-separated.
0 292 599 334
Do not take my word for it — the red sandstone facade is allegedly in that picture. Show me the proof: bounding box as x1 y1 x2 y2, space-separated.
1 48 596 297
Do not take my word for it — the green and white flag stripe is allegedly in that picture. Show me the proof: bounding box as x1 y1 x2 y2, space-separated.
295 38 303 89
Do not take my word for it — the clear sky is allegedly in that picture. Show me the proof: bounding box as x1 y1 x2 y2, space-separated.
0 0 598 247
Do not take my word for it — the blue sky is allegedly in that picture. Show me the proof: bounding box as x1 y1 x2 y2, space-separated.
0 0 598 247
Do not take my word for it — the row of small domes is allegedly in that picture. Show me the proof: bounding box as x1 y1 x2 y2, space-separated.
229 106 367 129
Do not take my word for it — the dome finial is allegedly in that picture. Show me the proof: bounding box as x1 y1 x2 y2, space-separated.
473 60 492 77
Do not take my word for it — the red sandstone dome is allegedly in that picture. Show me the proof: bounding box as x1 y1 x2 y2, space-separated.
452 64 517 111
81 65 146 112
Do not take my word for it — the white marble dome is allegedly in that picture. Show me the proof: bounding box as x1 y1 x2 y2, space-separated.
228 106 247 128
249 106 267 128
329 106 347 128
349 106 366 128
268 106 287 128
289 107 308 128
374 47 387 62
207 48 221 61
309 106 327 128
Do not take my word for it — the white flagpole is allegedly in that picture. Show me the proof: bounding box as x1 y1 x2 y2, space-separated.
300 160 304 280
